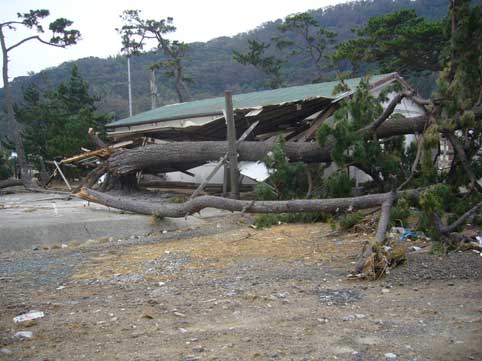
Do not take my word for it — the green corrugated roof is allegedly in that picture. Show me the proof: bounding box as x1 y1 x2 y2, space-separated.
107 73 396 128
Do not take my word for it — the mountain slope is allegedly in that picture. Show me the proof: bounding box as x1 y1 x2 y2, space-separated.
0 0 454 123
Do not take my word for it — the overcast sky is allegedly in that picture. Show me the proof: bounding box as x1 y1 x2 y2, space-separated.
0 0 349 86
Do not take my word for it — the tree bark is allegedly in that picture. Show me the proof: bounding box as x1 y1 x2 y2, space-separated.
0 26 33 187
0 178 23 189
107 116 428 175
88 128 106 149
76 187 405 218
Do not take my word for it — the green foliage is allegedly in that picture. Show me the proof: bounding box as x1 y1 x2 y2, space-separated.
418 184 452 240
256 137 307 200
333 9 447 75
338 211 364 230
274 12 337 81
14 9 81 46
117 10 191 102
317 77 410 191
0 150 13 179
389 196 411 227
324 170 354 198
16 66 110 160
233 39 284 89
254 138 325 228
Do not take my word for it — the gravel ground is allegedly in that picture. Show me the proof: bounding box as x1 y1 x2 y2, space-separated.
1 220 481 361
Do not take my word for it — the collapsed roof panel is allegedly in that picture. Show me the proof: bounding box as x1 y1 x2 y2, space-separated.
106 73 404 141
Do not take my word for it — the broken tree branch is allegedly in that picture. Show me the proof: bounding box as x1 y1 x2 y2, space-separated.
360 91 410 134
354 191 395 274
434 199 482 235
397 135 424 191
75 187 414 218
88 128 107 149
375 191 395 242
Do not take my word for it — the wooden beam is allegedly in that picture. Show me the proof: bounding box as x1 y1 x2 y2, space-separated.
60 148 112 165
53 160 72 191
294 104 337 142
225 90 240 199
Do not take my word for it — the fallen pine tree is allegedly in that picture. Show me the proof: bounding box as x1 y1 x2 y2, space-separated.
106 115 428 175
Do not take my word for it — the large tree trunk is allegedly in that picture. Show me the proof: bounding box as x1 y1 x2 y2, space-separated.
0 27 33 188
76 187 416 218
108 116 428 175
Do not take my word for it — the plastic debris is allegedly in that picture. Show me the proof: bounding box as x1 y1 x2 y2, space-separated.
384 353 397 359
476 236 482 247
14 331 33 339
400 229 417 241
13 311 44 323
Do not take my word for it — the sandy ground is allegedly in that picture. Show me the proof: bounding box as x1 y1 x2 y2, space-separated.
1 216 482 361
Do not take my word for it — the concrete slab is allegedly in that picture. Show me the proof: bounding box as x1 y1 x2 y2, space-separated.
0 192 225 251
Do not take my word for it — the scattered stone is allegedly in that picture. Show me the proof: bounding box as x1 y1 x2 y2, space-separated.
20 319 37 328
318 288 361 305
382 288 391 294
385 353 397 359
173 311 186 317
342 314 366 321
183 355 201 361
342 315 355 321
32 246 39 251
192 345 204 352
0 348 12 355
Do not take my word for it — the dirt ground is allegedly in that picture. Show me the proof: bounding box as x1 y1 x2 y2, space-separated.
1 214 482 361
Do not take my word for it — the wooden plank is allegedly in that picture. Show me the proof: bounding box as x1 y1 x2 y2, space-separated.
53 160 72 191
60 148 112 165
293 104 337 142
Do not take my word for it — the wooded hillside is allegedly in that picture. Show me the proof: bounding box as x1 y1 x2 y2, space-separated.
0 0 467 130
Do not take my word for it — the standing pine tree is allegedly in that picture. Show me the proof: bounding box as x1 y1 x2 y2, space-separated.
16 66 110 162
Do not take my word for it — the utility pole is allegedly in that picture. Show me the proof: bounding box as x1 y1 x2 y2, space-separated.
224 90 240 199
127 56 133 117
149 68 158 110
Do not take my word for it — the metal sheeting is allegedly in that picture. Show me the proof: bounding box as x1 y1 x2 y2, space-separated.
107 73 397 129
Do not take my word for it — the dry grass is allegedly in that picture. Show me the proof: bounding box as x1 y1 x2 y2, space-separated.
73 223 367 281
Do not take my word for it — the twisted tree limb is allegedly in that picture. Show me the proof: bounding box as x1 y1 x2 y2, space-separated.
433 199 482 235
75 187 412 218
